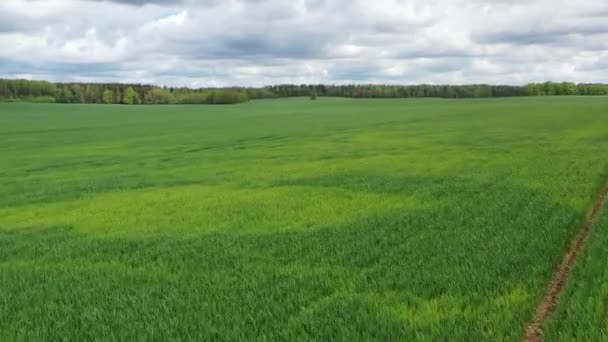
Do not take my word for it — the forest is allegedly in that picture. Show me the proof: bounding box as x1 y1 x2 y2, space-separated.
0 79 607 104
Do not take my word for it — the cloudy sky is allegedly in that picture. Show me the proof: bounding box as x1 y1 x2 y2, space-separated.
0 0 607 87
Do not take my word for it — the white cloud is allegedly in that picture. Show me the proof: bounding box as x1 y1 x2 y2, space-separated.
0 0 606 86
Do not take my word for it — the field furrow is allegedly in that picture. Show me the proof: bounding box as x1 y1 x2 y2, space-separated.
525 181 608 341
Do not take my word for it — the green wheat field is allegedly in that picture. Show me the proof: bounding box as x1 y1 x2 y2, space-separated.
1 97 607 340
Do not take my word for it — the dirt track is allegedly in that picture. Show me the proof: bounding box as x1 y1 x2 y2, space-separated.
524 183 608 341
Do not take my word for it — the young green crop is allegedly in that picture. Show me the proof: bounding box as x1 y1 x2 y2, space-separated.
0 97 607 340
545 202 608 340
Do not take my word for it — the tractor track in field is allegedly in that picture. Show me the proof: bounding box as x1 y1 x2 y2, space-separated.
524 182 608 342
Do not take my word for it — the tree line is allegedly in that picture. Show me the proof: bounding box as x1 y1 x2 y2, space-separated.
1 79 607 104
269 83 608 98
0 80 272 105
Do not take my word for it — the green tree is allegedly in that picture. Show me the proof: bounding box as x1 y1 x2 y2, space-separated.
0 81 12 99
102 89 113 104
69 84 83 103
143 88 174 104
560 82 578 95
123 87 137 105
310 87 317 100
205 90 248 104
